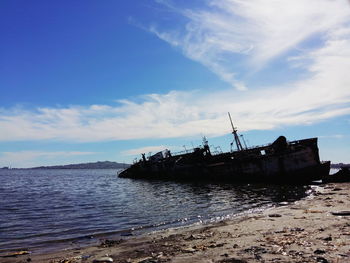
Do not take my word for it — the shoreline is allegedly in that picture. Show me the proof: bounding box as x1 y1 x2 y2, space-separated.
2 183 350 263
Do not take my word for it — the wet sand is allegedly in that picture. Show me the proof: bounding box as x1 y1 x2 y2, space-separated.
2 183 350 263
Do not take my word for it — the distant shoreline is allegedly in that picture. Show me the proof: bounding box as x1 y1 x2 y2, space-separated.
330 163 350 169
1 161 130 170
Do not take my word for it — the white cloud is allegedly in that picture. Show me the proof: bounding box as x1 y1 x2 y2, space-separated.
1 25 350 142
1 1 350 145
150 0 350 88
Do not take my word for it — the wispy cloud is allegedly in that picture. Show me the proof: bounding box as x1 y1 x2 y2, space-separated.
1 1 350 144
1 25 350 141
149 0 350 89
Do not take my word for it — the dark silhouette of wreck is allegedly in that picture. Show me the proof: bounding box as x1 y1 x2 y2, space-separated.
324 167 350 183
119 114 330 184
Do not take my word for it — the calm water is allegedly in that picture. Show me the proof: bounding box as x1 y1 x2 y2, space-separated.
0 169 312 253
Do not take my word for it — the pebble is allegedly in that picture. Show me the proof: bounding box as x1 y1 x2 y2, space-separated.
290 227 304 232
268 213 282 218
316 257 329 263
132 257 157 263
217 258 247 263
331 211 350 216
138 259 158 263
182 247 197 253
314 249 326 254
93 256 114 263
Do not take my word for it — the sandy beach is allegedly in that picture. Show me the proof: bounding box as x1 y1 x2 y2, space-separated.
2 182 350 263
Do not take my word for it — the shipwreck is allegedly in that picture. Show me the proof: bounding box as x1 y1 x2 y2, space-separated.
119 114 330 184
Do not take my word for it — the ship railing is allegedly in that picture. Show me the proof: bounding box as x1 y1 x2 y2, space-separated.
145 142 275 160
229 143 272 153
171 148 197 157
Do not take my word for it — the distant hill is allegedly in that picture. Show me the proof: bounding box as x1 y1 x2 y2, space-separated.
330 163 350 169
30 161 130 170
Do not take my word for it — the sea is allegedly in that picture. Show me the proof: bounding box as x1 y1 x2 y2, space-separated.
0 169 315 254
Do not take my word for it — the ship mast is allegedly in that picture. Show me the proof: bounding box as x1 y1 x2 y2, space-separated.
228 112 244 151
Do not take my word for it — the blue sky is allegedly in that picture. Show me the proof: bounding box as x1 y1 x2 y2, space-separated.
1 0 350 168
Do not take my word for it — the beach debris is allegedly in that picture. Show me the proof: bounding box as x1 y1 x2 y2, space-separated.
331 211 350 216
157 252 166 259
243 246 267 260
290 227 304 232
182 247 197 253
1 250 30 257
192 244 207 251
57 259 76 263
304 209 323 213
316 256 329 263
92 256 114 263
268 213 282 217
332 188 342 191
274 228 287 233
99 238 124 247
131 257 158 263
184 233 207 240
293 216 307 219
216 258 247 263
209 242 226 248
139 259 159 263
323 236 332 241
271 245 284 254
314 249 326 254
288 250 304 257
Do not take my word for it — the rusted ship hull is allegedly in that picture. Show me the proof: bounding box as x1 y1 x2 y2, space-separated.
119 137 330 184
119 161 330 184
